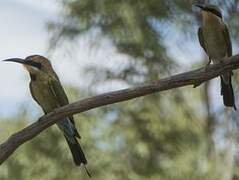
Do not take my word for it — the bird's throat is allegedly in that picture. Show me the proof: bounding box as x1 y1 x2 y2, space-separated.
30 73 36 81
202 11 221 25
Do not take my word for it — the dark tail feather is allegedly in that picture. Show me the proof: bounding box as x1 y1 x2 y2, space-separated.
65 137 87 165
220 76 236 110
65 136 91 177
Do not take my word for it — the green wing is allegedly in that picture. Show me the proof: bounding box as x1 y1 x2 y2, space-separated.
48 77 76 125
49 77 69 106
223 25 232 57
198 27 207 54
49 77 80 138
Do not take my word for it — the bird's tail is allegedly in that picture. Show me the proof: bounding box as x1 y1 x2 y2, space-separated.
220 74 236 110
65 136 91 177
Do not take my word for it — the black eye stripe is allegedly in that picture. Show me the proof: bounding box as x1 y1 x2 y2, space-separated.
207 8 222 18
25 61 42 69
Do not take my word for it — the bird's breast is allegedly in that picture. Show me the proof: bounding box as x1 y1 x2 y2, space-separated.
202 21 227 61
30 80 57 113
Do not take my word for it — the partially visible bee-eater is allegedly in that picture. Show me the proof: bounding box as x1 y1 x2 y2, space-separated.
4 55 91 176
195 3 236 110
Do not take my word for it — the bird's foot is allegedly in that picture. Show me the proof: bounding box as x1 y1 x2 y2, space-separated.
204 59 212 71
193 81 203 88
38 117 44 122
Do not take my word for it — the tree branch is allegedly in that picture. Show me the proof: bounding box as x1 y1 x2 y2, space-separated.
1 55 239 164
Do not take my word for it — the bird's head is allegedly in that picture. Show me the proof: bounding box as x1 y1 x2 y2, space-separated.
3 55 56 77
194 3 222 19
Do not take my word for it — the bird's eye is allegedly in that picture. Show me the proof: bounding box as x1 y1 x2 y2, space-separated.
25 61 42 70
207 8 222 18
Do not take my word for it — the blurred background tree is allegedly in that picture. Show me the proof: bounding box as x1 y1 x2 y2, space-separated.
1 0 239 179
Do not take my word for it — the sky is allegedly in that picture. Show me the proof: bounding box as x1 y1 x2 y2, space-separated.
0 0 228 117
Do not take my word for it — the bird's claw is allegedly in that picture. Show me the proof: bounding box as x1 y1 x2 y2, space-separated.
193 82 203 88
204 59 212 71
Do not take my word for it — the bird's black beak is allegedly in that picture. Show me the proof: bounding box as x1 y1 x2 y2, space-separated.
3 58 26 64
193 3 206 10
3 58 42 69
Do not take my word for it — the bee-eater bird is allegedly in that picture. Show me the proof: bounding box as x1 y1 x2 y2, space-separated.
195 3 236 110
4 55 91 176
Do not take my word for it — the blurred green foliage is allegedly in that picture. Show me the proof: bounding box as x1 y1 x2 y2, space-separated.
1 0 239 179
